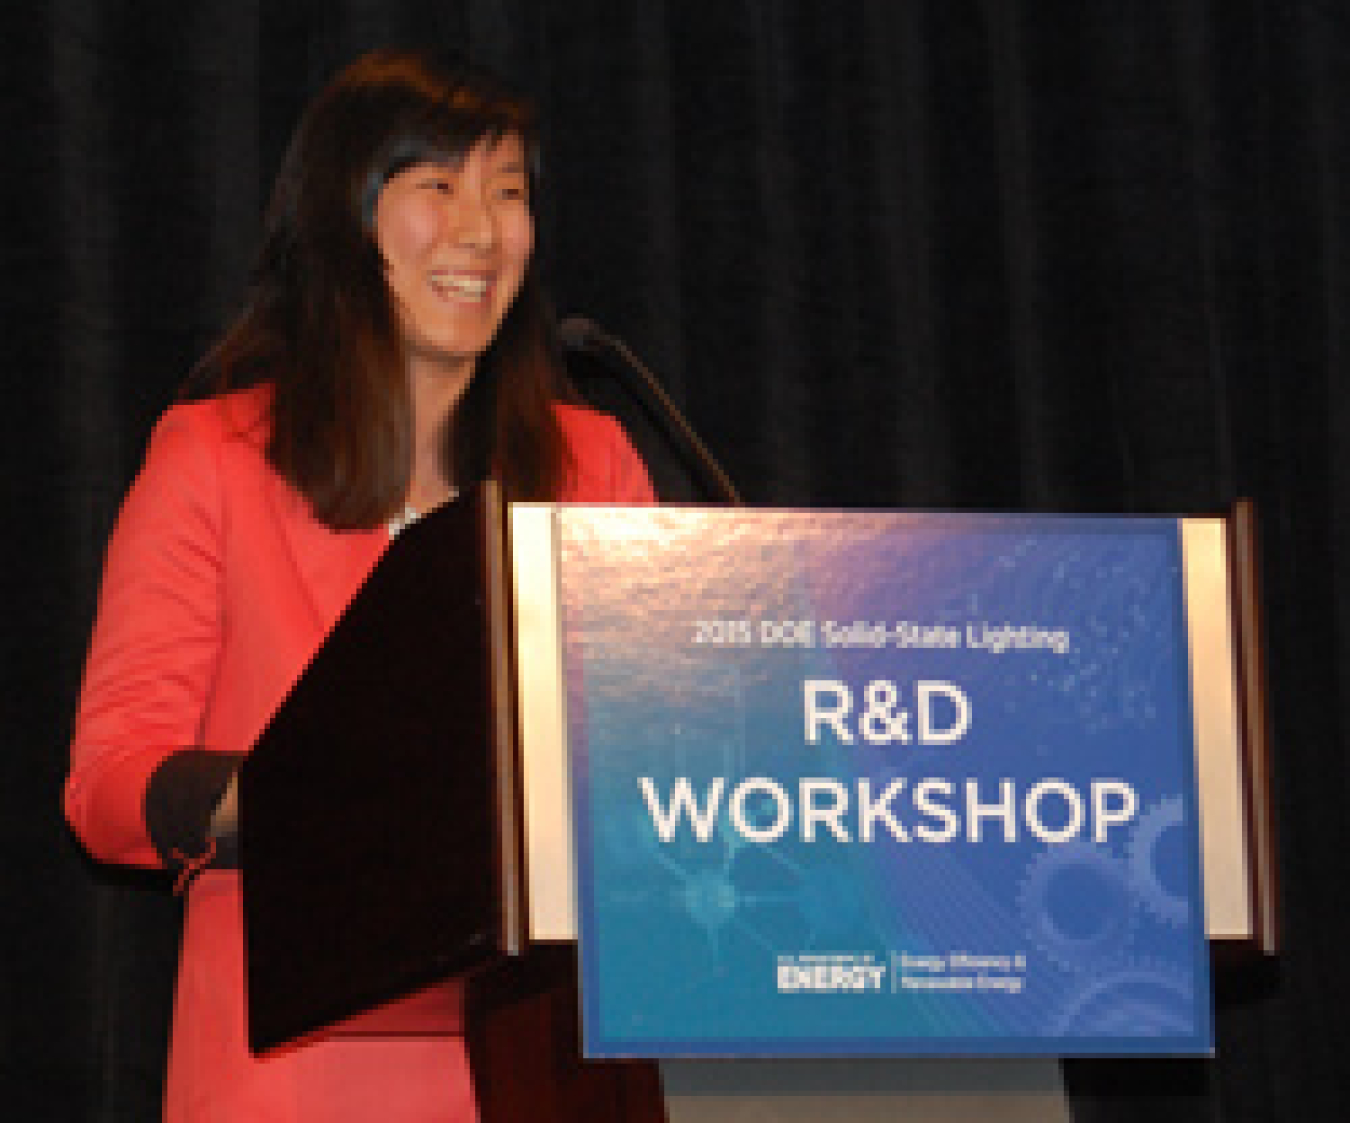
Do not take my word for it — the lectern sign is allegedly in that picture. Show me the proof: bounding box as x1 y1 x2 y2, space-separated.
559 509 1213 1057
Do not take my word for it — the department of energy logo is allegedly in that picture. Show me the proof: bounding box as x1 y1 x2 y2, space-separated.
777 953 886 993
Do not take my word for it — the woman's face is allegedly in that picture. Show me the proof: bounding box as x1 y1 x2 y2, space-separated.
374 132 533 380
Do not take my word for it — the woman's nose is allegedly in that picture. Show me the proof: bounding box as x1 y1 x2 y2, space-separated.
450 191 495 249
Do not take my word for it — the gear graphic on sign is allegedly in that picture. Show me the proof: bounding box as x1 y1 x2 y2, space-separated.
1049 956 1195 1037
1018 841 1137 974
1127 794 1190 928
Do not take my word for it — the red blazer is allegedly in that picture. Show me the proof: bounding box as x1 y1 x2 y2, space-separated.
66 387 656 1123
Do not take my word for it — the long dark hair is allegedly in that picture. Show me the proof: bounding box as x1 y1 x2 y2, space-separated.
195 48 573 528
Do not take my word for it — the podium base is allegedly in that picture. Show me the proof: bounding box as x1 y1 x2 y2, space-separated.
659 1058 1070 1123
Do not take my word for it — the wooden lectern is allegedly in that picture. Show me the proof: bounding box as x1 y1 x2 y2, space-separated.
240 489 1274 1123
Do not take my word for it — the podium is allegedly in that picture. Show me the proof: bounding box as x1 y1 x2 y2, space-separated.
239 491 1274 1123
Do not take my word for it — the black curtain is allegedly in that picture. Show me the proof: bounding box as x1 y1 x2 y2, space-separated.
4 1 1349 1119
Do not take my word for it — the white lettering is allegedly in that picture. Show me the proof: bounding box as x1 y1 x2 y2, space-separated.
858 778 909 842
966 778 1018 842
639 776 723 842
913 779 959 842
1026 778 1084 843
917 681 972 744
730 777 792 842
1092 780 1139 842
804 680 854 744
802 778 852 842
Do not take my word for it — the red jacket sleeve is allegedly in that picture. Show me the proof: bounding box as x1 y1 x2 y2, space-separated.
65 403 229 868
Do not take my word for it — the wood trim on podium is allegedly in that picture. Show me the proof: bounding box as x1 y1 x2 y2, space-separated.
1226 498 1280 955
485 484 529 957
466 946 666 1123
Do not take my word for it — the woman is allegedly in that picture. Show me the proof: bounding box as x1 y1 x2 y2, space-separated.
65 49 656 1121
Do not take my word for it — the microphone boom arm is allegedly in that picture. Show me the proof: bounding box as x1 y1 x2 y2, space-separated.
559 316 742 505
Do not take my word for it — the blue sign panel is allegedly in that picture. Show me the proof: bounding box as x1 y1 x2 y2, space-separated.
559 510 1213 1057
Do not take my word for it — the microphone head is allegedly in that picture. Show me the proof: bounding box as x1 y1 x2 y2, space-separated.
558 315 601 352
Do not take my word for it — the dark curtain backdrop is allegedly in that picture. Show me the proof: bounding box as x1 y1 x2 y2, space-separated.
3 1 1347 1119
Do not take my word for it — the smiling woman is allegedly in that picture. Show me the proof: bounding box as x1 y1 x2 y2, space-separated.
186 49 588 530
63 48 658 1123
375 135 536 512
376 137 534 376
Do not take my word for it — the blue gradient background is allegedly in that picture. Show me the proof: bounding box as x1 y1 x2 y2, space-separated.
560 510 1213 1058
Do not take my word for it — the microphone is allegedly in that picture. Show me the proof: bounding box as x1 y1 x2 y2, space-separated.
559 316 742 505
